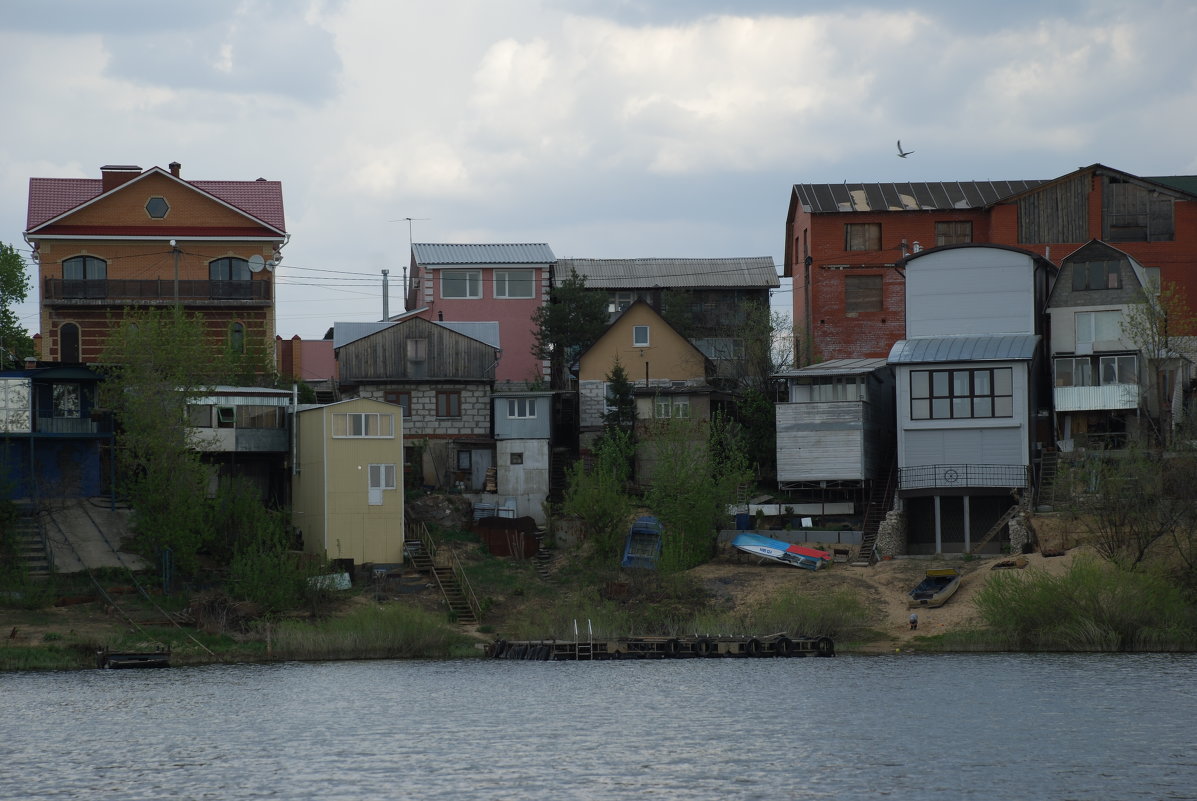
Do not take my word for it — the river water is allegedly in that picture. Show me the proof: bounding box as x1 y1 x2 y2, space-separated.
2 653 1195 800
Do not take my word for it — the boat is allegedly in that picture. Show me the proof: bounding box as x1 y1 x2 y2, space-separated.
731 533 830 571
621 515 663 569
907 568 961 608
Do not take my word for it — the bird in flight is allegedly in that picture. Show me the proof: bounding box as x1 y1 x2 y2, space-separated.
897 140 914 158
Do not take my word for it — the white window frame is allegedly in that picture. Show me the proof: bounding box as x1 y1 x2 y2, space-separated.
440 270 482 299
633 325 650 348
333 412 395 438
507 398 537 419
1099 354 1138 385
494 269 535 299
1075 310 1122 345
609 291 635 314
368 463 397 490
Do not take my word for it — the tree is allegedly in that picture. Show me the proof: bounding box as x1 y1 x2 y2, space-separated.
601 358 637 436
1120 278 1194 443
0 243 33 367
531 269 609 389
560 429 634 560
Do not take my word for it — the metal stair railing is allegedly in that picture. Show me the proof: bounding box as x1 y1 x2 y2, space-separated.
574 619 594 660
407 518 482 624
858 449 898 564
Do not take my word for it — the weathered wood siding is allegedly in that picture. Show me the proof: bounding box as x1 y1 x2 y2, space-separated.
337 317 497 382
1018 173 1088 244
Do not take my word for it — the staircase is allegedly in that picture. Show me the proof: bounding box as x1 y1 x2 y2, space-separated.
10 505 52 579
857 451 897 564
1035 450 1061 511
969 499 1026 555
532 535 553 580
404 518 480 625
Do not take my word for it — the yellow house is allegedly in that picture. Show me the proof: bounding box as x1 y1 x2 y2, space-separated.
292 398 405 566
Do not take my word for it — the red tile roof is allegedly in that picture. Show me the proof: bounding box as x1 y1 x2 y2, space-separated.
26 168 286 233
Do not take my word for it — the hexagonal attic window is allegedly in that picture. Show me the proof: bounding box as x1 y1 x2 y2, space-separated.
145 196 170 219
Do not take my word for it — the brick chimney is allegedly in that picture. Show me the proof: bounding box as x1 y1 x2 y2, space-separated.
100 164 142 192
169 161 181 177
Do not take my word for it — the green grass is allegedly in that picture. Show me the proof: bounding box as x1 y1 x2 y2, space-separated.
270 603 478 661
687 589 872 641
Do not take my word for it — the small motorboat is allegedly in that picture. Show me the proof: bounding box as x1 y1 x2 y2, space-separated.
732 533 830 571
907 568 961 608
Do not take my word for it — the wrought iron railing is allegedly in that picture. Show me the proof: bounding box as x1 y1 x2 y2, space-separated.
45 278 271 302
899 463 1029 491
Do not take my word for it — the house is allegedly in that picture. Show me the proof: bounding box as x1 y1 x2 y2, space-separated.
492 389 555 522
291 398 405 567
0 363 112 500
888 244 1055 555
556 256 779 381
276 335 338 403
786 164 1197 364
185 385 294 503
333 316 499 491
405 243 554 387
25 162 287 363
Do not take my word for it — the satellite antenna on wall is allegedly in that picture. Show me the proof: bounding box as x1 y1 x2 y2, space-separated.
248 255 266 273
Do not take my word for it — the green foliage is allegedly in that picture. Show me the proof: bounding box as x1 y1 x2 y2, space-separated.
0 242 33 366
973 556 1197 651
601 358 637 436
645 414 753 572
689 589 872 640
561 430 634 560
531 269 609 388
270 603 477 660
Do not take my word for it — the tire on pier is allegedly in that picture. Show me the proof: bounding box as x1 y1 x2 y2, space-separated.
745 638 762 657
491 640 508 659
664 638 680 658
816 637 835 657
695 638 715 657
774 637 793 657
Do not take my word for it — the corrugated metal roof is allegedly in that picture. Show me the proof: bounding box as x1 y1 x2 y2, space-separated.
777 357 889 377
332 321 396 349
412 243 555 265
435 321 501 348
888 335 1040 364
1146 175 1197 196
792 181 1045 213
556 257 779 289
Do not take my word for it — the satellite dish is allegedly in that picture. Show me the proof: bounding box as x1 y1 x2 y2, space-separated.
265 258 279 271
248 255 265 273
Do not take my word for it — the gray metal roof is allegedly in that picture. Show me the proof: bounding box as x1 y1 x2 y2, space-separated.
333 321 396 349
412 243 555 265
435 321 501 349
777 357 889 378
792 181 1044 214
888 335 1040 364
556 257 779 289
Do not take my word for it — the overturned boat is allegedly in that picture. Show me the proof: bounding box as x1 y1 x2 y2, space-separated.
732 533 830 571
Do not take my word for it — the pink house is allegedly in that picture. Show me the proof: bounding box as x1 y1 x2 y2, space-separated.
406 243 554 386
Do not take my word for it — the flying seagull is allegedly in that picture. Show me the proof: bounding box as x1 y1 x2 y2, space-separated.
897 140 914 158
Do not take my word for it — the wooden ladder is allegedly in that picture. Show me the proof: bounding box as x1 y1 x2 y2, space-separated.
857 451 897 564
969 500 1024 555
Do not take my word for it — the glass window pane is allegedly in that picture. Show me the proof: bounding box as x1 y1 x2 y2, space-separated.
932 372 949 396
911 399 930 419
1055 359 1074 387
952 371 970 396
1094 311 1122 341
974 370 991 395
973 398 993 418
994 397 1014 417
993 368 1013 395
932 398 950 418
1077 361 1093 386
1119 356 1137 383
952 398 971 418
911 371 929 398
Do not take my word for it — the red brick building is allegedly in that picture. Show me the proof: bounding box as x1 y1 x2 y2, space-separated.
25 163 287 363
785 164 1197 364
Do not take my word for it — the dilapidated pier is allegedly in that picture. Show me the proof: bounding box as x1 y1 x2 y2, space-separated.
488 633 834 660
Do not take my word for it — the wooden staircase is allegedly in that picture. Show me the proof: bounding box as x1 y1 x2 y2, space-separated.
404 518 481 625
10 504 51 578
1035 450 1062 511
857 451 897 564
969 499 1026 555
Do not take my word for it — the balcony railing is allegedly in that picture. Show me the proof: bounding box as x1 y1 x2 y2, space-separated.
44 279 271 303
35 416 112 435
899 463 1029 491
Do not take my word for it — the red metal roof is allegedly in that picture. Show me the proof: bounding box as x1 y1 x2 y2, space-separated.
26 168 286 233
31 224 282 238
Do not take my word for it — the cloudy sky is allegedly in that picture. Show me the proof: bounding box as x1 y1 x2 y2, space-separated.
3 0 1195 340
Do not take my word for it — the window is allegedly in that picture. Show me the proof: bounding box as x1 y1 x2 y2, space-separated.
237 405 284 429
935 221 973 246
1054 357 1093 388
145 196 169 219
910 367 1014 420
609 291 635 314
384 391 412 417
495 270 535 299
1076 311 1122 345
845 274 883 313
507 398 537 418
187 404 213 427
655 396 690 419
801 376 866 402
1100 355 1137 385
229 322 245 354
633 325 650 347
209 257 251 281
844 223 881 251
368 463 397 505
441 270 481 299
217 406 236 428
436 391 461 418
406 338 427 362
1071 260 1121 291
456 450 472 470
59 323 80 363
52 384 80 418
333 412 395 437
510 452 524 465
63 256 107 280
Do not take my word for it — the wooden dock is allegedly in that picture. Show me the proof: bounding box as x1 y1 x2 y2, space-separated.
488 633 834 660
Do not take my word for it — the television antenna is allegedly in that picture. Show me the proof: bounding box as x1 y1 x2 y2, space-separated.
390 216 429 254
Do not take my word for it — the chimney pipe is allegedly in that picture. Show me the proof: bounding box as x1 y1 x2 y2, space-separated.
382 269 390 320
169 161 181 177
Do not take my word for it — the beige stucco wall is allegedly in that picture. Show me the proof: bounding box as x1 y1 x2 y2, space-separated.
292 397 405 565
578 303 707 384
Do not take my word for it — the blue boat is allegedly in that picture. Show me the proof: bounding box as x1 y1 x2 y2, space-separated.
621 516 663 569
732 533 830 571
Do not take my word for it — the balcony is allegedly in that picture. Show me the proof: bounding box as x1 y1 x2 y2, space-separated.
900 463 1028 491
1054 384 1139 412
44 279 271 306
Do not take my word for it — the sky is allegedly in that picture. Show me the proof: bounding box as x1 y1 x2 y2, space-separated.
3 0 1196 340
